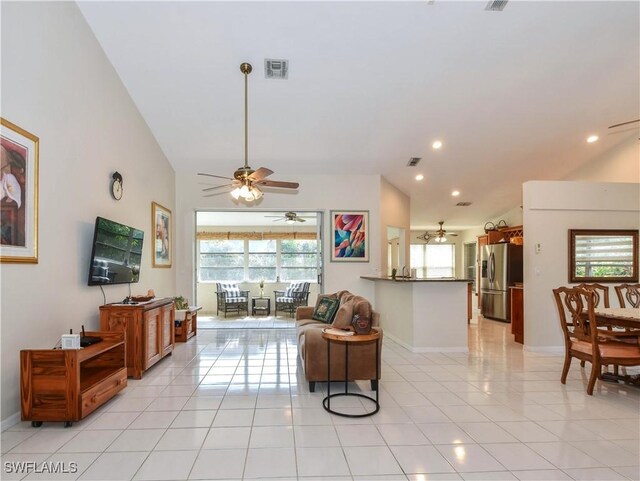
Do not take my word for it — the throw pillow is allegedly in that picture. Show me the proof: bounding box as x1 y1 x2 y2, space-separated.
332 299 355 329
312 297 340 323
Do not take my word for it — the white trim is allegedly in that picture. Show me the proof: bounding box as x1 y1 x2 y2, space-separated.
385 332 469 353
523 345 564 355
1 411 20 431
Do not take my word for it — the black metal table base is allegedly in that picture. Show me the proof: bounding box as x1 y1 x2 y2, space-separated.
322 334 380 417
323 392 379 417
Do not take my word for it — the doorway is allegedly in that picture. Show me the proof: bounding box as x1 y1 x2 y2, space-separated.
194 210 324 327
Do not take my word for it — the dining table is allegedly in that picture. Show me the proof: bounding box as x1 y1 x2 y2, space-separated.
594 307 640 386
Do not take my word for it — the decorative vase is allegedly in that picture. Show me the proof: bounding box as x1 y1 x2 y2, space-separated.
260 288 264 298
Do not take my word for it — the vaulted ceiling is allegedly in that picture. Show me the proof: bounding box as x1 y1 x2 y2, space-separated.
79 1 639 229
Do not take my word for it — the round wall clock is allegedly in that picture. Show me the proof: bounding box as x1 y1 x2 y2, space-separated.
111 171 123 200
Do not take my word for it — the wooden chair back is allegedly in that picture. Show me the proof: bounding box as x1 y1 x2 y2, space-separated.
575 283 610 308
553 286 597 346
615 283 640 308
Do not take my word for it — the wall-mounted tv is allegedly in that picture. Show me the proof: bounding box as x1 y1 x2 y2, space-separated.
88 217 144 286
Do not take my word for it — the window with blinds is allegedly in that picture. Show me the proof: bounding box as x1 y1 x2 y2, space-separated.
574 234 635 278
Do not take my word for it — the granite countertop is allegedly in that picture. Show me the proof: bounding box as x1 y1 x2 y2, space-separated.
361 276 473 283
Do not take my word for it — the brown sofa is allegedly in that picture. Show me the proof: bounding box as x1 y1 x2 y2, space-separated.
296 290 382 392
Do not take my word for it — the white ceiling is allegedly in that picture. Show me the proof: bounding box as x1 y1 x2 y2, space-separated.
79 1 639 229
197 211 317 227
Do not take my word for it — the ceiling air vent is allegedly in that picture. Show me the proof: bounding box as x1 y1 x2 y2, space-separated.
456 201 472 207
407 157 422 167
265 59 288 79
485 0 508 11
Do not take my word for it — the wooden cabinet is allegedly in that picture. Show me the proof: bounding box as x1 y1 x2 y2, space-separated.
100 298 175 379
20 331 126 426
510 286 524 344
175 307 201 342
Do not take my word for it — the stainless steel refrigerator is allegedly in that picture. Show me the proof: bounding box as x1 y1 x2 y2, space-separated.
480 243 523 322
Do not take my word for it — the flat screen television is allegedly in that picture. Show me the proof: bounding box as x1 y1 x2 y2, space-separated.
88 217 144 286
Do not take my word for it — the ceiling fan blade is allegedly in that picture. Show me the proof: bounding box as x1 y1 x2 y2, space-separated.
449 233 459 236
198 172 235 181
257 180 299 189
202 183 234 192
296 218 307 223
608 119 640 129
248 167 274 181
272 218 286 222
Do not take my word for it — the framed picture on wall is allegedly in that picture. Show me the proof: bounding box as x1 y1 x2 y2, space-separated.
1 118 39 263
152 201 172 268
330 210 369 262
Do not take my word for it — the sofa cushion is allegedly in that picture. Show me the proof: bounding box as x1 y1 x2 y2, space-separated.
312 297 340 323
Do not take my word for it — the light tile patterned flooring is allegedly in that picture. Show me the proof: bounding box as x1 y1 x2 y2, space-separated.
2 319 639 480
198 315 295 329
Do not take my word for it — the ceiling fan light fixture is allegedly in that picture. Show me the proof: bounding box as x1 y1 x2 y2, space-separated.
251 187 263 200
285 218 296 225
230 187 241 200
435 236 447 243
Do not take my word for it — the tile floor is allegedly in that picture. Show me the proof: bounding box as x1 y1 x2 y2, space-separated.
2 318 639 481
198 315 295 329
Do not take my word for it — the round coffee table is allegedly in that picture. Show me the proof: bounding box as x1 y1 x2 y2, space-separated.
321 329 380 417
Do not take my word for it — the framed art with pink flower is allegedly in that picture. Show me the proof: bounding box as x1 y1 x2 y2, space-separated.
330 210 369 262
1 118 39 263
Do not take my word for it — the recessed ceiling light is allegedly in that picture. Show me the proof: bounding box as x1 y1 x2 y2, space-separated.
432 140 443 150
586 135 599 143
415 174 424 181
451 190 460 196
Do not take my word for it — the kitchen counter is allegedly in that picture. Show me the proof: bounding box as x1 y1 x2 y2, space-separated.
360 276 473 283
362 276 472 352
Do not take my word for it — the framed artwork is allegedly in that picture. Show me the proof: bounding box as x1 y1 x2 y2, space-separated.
152 201 172 268
330 210 369 262
1 118 39 263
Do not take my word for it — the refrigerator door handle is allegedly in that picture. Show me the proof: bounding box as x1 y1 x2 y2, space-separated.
489 252 495 283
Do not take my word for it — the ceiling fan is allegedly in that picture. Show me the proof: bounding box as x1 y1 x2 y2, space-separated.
416 221 458 243
265 211 313 224
607 118 640 140
198 62 299 202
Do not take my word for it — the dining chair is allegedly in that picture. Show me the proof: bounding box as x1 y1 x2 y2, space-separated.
615 283 640 308
553 286 640 395
575 283 610 308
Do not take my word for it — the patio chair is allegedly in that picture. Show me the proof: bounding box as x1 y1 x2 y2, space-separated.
274 282 310 317
552 286 640 395
216 282 249 318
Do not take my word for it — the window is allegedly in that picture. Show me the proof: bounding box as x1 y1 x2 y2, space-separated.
197 238 319 282
410 244 426 278
281 239 318 281
464 242 477 292
199 240 244 281
411 243 455 278
248 240 276 281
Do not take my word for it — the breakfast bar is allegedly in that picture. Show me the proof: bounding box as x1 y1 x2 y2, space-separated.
361 277 472 352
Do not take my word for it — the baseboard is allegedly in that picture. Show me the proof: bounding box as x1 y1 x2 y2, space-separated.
1 411 20 431
384 332 469 353
523 345 564 355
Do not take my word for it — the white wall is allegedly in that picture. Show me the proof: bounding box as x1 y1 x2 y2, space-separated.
176 174 382 307
522 181 640 350
0 2 175 425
